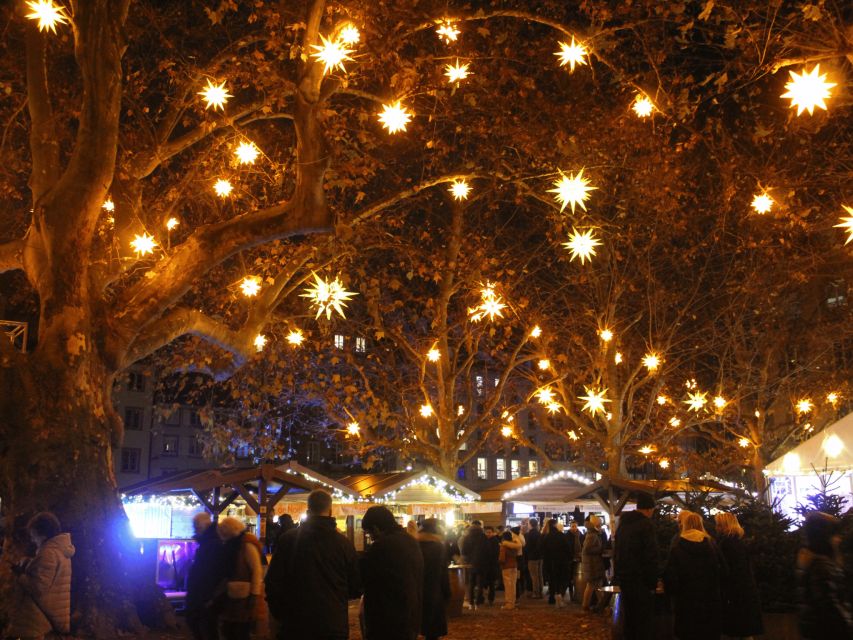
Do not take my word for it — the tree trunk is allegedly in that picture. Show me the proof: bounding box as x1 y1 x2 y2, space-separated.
751 447 768 497
605 445 627 479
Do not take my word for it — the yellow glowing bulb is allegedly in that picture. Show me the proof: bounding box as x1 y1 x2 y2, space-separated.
240 276 261 297
685 391 708 412
643 353 661 372
419 404 434 418
615 352 623 364
25 1 68 33
165 217 180 231
436 21 460 43
310 34 355 75
579 386 611 416
657 395 668 405
254 334 267 351
632 95 654 118
378 100 412 134
713 395 727 410
835 205 853 245
198 79 232 111
796 398 813 414
537 359 550 370
501 425 513 438
563 228 601 264
234 141 260 165
346 421 361 436
639 445 654 455
449 180 471 200
781 65 836 116
339 25 361 45
738 438 750 448
659 458 670 469
130 233 157 256
751 192 773 214
468 282 507 322
300 272 358 320
827 392 840 405
823 434 844 458
445 60 471 84
102 199 115 212
554 37 588 72
286 329 305 346
567 429 579 441
669 417 681 427
549 168 596 214
457 405 465 416
427 348 441 362
546 402 563 415
536 387 555 405
530 326 542 339
599 329 613 342
214 179 233 197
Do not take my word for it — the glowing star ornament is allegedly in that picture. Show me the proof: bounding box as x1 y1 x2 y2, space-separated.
449 180 471 200
567 430 579 441
639 445 654 455
240 276 262 297
346 421 361 436
751 192 773 214
253 334 267 351
669 417 681 428
130 233 157 256
339 25 360 45
538 359 550 370
234 141 260 165
835 205 853 245
419 404 434 418
102 199 115 213
25 1 69 34
684 391 708 412
436 21 460 43
378 101 412 134
530 326 542 339
427 348 441 363
468 283 507 322
213 179 233 197
643 353 661 372
796 398 813 414
563 228 601 264
546 402 563 415
632 95 654 118
781 65 836 116
554 37 588 73
659 458 670 469
599 328 613 343
301 273 358 320
165 217 180 231
549 169 596 214
445 60 471 84
827 392 840 405
579 386 611 416
738 438 750 448
713 395 727 410
614 352 623 364
286 329 305 346
198 79 232 111
501 425 514 438
535 387 556 405
310 34 355 75
657 395 668 405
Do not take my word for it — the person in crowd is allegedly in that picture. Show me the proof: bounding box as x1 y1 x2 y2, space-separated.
613 494 659 640
510 525 526 600
265 490 360 640
360 506 424 640
567 520 583 600
582 514 607 613
524 518 544 599
217 517 264 640
406 520 419 538
481 526 500 606
714 512 763 640
6 512 75 640
796 511 853 639
664 512 723 640
445 524 462 563
418 519 451 640
499 530 523 610
670 509 696 549
543 518 572 607
186 512 224 640
460 520 488 609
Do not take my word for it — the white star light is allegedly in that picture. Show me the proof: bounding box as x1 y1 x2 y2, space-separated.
445 60 471 84
643 353 661 372
165 217 180 231
796 398 813 414
554 37 588 72
468 283 507 322
240 276 261 297
535 387 555 405
599 329 613 342
130 233 157 256
436 21 460 43
632 95 654 117
234 141 260 165
378 101 413 134
530 326 542 338
538 359 550 370
300 273 358 320
214 179 233 198
339 25 361 45
781 65 836 116
427 348 441 362
579 386 611 416
751 192 773 214
738 437 750 448
310 34 355 75
254 334 267 351
562 228 602 264
549 169 596 214
669 416 681 427
198 79 232 111
25 1 69 34
286 329 305 346
346 421 361 436
684 391 708 412
102 199 115 212
835 205 853 245
419 404 434 418
449 180 471 200
713 395 727 410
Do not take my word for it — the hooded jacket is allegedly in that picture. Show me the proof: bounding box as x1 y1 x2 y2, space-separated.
8 532 76 638
664 534 723 640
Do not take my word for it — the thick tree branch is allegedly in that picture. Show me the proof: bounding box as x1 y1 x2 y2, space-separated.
24 24 60 201
0 238 25 273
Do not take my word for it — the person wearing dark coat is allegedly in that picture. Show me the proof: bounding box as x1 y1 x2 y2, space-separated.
186 513 225 640
361 506 424 640
796 511 853 640
542 519 572 607
713 513 763 639
525 518 544 599
265 490 361 640
664 512 723 640
481 526 500 605
460 520 490 607
418 519 451 640
613 494 659 640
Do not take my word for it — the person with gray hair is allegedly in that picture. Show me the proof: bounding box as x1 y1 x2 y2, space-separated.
186 512 224 640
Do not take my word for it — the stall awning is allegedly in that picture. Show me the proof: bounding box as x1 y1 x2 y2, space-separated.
336 467 480 504
479 468 595 503
765 411 853 476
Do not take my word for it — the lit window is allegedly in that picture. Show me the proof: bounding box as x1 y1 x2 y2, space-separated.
162 435 179 456
496 459 506 480
355 336 366 353
510 459 520 479
334 334 345 349
528 460 539 476
476 457 488 480
475 375 484 396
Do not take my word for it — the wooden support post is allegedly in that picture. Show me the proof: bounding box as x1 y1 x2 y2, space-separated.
212 487 221 523
258 477 267 547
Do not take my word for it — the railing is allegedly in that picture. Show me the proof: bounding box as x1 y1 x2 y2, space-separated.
1 320 28 353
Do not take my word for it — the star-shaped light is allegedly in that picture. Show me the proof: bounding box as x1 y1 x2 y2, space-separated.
535 387 556 405
254 334 267 351
240 276 261 297
537 359 550 370
419 403 434 418
530 326 542 338
198 79 232 111
130 233 157 256
567 430 579 441
234 141 260 165
310 34 355 75
827 392 840 405
436 21 460 43
286 329 305 346
546 402 563 415
657 395 668 405
468 283 507 322
339 25 361 45
835 205 853 245
751 192 773 214
213 179 233 197
684 391 708 412
669 416 681 427
549 169 596 214
659 458 670 469
796 398 813 414
445 60 471 84
300 272 358 320
102 199 115 212
25 1 69 34
501 425 514 438
643 353 661 372
449 179 471 200
781 65 836 116
165 217 180 231
378 100 412 134
614 352 623 364
346 421 361 436
713 395 727 410
638 445 654 455
632 95 654 118
599 328 613 342
554 37 588 72
562 228 601 264
427 348 441 362
738 437 750 448
579 386 611 416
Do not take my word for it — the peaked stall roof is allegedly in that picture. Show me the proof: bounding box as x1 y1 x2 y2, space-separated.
479 468 596 503
336 467 480 503
765 411 853 476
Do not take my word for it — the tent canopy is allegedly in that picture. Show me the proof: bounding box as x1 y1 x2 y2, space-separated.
336 467 479 504
765 411 853 476
479 469 595 505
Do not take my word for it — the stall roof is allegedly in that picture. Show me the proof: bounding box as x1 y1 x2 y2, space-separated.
121 464 315 495
336 467 480 503
479 469 596 503
765 411 853 476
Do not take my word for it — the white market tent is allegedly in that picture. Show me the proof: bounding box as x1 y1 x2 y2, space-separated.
765 411 853 518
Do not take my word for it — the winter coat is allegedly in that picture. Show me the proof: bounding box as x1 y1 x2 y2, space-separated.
664 532 723 640
483 535 501 581
220 532 264 623
362 526 424 640
418 533 450 639
459 525 490 575
613 510 658 590
581 528 606 582
717 535 763 637
499 538 522 570
797 548 853 639
524 527 543 561
186 524 225 612
8 533 75 638
542 529 572 586
265 515 360 639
